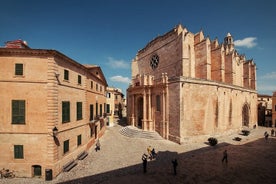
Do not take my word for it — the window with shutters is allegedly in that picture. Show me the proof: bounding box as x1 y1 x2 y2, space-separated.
12 100 25 124
63 140 69 154
14 145 24 159
78 75 82 85
76 102 83 120
62 101 70 123
15 63 23 76
106 104 110 113
100 104 102 116
77 135 82 146
64 69 69 80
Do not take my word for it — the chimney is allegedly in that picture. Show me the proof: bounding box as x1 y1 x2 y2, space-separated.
5 39 30 49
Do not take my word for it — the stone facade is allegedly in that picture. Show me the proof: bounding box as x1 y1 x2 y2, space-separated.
106 87 125 126
272 92 276 127
127 24 257 144
0 40 108 178
257 94 272 126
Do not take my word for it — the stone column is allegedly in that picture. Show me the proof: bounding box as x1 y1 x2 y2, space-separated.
130 95 135 126
148 88 153 131
162 89 166 137
143 89 147 130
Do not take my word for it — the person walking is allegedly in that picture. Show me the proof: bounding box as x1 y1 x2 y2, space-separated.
222 150 228 163
264 131 269 142
142 153 148 173
95 139 101 152
172 159 178 175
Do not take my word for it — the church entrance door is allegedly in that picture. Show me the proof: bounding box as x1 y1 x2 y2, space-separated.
137 97 143 128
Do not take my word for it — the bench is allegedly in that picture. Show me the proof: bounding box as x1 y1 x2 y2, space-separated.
63 160 77 172
77 151 88 160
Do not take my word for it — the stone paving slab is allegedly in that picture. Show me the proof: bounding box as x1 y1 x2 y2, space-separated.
1 121 275 184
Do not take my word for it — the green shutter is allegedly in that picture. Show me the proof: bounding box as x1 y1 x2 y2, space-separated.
77 102 82 120
15 64 23 75
12 100 25 124
63 140 69 154
64 70 69 80
100 104 102 116
62 101 70 123
107 104 110 113
77 135 82 146
14 145 24 159
78 75 81 84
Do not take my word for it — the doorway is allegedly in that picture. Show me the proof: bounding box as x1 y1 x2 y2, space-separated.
95 125 98 139
137 97 143 128
32 165 41 177
242 104 249 126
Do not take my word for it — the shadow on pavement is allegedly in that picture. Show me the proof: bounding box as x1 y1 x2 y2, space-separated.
57 138 276 184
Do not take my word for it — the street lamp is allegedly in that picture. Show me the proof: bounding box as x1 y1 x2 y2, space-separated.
52 126 58 137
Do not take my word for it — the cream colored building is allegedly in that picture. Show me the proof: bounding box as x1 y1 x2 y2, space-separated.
257 94 272 126
127 24 257 143
272 91 276 127
106 87 125 126
0 40 108 179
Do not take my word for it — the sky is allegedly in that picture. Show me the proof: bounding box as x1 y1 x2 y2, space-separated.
1 0 276 96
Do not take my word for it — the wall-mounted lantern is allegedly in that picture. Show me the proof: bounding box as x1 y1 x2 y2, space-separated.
52 126 58 138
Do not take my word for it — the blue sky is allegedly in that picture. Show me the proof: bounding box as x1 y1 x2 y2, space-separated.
1 0 275 95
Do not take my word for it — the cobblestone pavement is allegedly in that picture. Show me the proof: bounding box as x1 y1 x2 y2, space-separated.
1 119 275 184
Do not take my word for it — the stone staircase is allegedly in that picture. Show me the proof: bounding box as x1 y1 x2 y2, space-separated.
119 126 164 140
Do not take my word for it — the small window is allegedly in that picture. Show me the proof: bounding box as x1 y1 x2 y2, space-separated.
106 104 110 113
78 75 82 85
15 63 23 75
76 102 83 120
64 70 69 80
100 86 102 92
100 104 102 116
91 81 93 89
14 145 24 159
12 100 25 124
62 101 70 123
77 135 82 146
96 84 98 91
63 140 69 154
275 105 276 111
156 95 161 111
96 103 98 116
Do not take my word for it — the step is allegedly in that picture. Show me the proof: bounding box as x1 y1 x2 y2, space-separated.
119 126 164 140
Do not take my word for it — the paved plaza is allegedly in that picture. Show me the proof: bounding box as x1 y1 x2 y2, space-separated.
1 119 276 184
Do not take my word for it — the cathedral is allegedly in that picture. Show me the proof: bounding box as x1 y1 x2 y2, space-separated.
127 24 257 143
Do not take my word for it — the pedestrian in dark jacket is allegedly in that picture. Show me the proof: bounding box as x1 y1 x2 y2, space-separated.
172 159 178 175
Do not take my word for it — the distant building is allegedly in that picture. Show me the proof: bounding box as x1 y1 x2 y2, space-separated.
0 40 108 179
272 91 276 127
127 24 257 144
106 87 126 126
257 94 272 126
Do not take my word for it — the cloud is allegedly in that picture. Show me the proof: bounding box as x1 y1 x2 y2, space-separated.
234 37 257 48
259 72 276 80
107 57 130 69
110 75 131 84
257 72 276 94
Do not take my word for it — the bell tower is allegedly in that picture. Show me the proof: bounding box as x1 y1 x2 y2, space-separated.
224 33 234 52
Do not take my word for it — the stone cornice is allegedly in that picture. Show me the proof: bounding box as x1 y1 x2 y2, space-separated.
169 76 257 94
0 48 108 86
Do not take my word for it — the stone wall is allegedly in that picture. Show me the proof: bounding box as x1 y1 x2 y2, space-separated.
127 24 257 144
0 49 107 178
